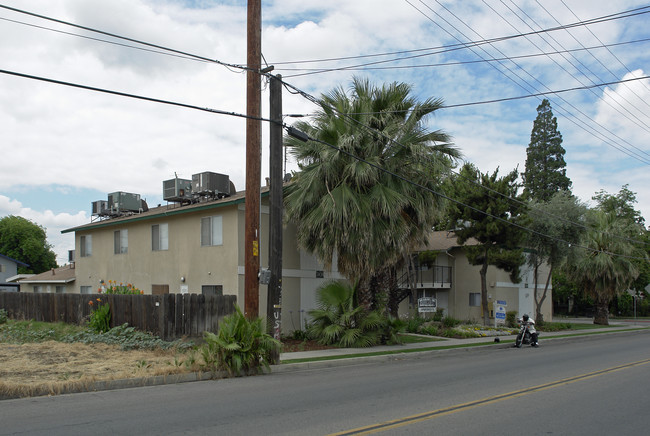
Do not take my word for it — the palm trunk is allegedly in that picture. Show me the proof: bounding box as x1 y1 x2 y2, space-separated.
593 295 610 325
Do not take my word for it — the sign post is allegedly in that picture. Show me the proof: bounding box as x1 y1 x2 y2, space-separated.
495 299 507 327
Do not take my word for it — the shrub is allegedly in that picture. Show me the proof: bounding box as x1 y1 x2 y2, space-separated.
87 298 111 333
307 281 382 348
419 324 439 336
200 306 281 376
442 316 462 328
405 316 426 333
433 308 445 322
0 308 8 325
379 315 406 345
506 311 518 328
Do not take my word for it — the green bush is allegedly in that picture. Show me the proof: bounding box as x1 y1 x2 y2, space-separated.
433 308 445 322
62 323 191 351
405 316 426 333
506 311 518 328
537 321 572 332
442 316 462 328
200 306 281 376
419 324 439 336
87 298 111 333
0 308 8 324
307 281 383 348
379 315 406 345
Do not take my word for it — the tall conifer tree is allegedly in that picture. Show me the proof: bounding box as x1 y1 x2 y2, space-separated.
522 99 571 201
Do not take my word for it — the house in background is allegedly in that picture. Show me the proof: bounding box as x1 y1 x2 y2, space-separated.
16 265 76 294
1 253 29 292
61 172 552 333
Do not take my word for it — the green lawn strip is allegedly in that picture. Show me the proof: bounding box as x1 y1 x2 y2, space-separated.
281 341 498 364
280 327 650 364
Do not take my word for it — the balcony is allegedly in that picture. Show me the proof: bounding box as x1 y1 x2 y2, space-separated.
398 265 452 290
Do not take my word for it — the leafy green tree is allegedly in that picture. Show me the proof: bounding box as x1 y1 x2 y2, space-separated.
569 210 641 325
443 163 526 325
284 78 460 310
526 191 587 322
522 99 571 202
0 215 57 273
592 184 645 227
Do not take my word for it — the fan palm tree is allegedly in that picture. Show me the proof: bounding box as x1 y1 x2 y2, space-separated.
570 210 640 325
285 78 460 310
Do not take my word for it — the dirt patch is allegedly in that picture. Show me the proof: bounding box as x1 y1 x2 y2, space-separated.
0 339 332 399
0 341 189 399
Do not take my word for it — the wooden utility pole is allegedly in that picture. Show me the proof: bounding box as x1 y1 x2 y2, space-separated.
267 74 283 340
244 0 261 319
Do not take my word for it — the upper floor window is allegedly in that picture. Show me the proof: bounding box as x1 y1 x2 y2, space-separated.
152 223 169 251
80 235 92 257
201 216 223 246
114 229 128 254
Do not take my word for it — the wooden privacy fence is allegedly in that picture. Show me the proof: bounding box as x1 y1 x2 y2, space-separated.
0 292 237 340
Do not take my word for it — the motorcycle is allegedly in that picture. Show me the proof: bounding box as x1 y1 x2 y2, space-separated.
515 319 538 348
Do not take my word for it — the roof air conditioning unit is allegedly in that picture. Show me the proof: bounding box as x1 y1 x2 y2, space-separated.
163 178 192 203
108 191 141 214
192 172 231 198
92 200 108 216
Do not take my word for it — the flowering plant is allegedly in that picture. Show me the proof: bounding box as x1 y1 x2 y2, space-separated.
88 298 111 333
100 280 144 295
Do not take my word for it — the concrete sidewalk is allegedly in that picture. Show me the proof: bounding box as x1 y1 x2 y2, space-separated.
277 324 649 364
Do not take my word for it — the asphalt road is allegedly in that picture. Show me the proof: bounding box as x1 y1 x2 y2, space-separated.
2 330 649 435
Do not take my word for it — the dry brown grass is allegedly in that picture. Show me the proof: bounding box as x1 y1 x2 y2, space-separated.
0 341 195 399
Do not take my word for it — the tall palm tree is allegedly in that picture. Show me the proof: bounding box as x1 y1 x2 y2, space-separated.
570 210 640 325
285 78 461 311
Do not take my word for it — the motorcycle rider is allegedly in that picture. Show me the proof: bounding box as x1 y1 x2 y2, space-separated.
519 314 539 347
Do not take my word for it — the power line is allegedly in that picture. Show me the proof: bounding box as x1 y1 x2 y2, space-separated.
273 38 650 72
289 128 646 260
0 68 269 123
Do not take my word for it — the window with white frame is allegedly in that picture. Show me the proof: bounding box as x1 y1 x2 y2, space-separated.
114 229 128 254
80 286 93 294
469 292 481 307
80 235 92 257
201 216 223 246
152 223 169 251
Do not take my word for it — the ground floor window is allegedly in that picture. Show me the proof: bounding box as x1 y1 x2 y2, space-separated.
469 292 481 307
201 285 223 296
80 286 93 294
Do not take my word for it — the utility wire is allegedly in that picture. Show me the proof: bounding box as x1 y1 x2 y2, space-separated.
273 38 650 72
290 128 646 260
278 77 650 247
410 0 650 165
0 68 270 123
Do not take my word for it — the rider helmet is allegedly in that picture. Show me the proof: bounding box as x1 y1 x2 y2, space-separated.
522 314 529 322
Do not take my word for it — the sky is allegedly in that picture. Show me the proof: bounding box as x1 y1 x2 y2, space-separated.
1 0 649 265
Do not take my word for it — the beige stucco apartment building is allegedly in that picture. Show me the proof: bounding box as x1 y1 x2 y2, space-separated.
58 187 552 332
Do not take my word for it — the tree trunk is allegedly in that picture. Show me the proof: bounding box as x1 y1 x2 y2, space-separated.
533 262 540 322
536 265 552 324
593 294 610 325
386 268 400 318
480 250 489 326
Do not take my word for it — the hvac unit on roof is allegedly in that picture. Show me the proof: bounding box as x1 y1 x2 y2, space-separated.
163 178 192 203
92 200 108 216
191 172 231 198
108 191 142 214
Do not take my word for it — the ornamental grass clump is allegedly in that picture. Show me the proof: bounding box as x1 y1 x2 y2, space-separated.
200 306 281 376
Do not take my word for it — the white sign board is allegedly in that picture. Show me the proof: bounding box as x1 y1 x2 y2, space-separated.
495 301 507 326
418 297 437 313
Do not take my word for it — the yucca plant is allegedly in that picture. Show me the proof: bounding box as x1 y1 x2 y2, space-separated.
201 306 281 376
307 281 383 348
